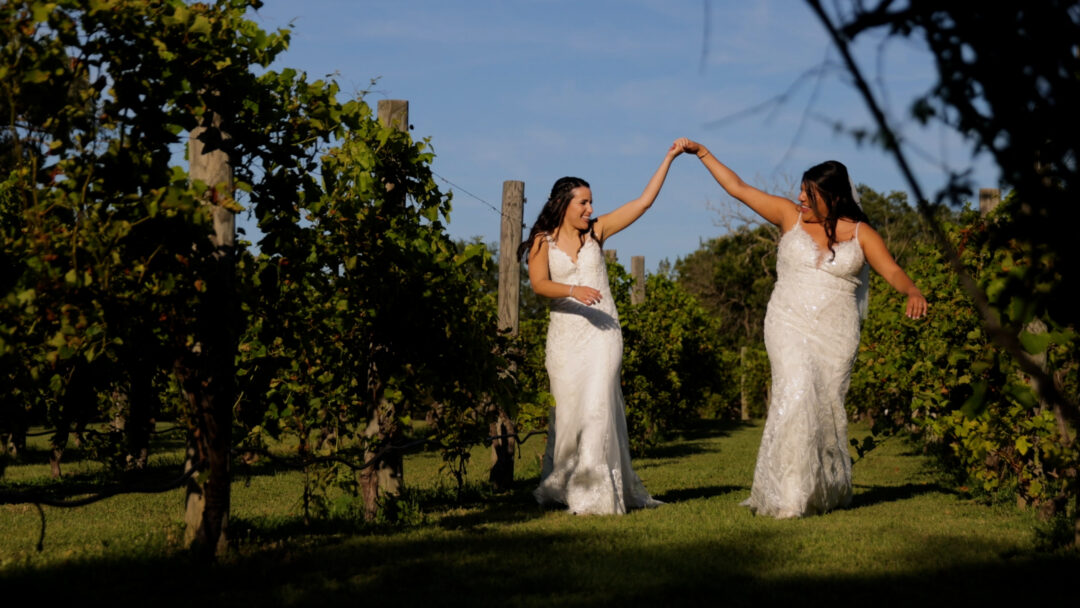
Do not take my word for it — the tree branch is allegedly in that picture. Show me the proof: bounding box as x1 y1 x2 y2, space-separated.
805 0 1080 426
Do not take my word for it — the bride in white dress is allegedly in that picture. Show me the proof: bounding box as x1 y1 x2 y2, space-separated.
680 139 928 518
519 142 684 515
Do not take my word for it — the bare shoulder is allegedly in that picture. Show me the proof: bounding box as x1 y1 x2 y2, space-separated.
528 232 550 260
775 200 802 233
855 222 884 243
856 222 894 263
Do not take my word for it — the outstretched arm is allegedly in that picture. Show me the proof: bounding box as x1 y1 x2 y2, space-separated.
858 224 928 319
680 138 799 229
593 142 683 244
526 238 604 306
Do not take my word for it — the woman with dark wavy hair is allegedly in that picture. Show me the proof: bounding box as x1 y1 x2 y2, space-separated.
680 138 927 518
522 141 683 515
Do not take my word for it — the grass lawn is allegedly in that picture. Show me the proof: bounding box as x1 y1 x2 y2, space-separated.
1 419 1076 606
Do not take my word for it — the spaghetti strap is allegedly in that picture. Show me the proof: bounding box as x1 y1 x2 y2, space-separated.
790 209 804 233
854 221 861 239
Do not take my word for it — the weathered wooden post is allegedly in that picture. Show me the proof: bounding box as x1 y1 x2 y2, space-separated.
979 187 1000 216
740 346 750 421
630 256 645 305
604 249 617 263
491 180 524 490
498 180 525 335
377 99 409 133
361 100 410 513
182 107 236 558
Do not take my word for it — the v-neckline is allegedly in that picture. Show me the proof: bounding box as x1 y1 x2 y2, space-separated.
549 233 587 265
790 220 860 267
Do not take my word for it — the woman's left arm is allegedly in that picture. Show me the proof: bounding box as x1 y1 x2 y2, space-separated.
593 142 683 244
859 224 928 319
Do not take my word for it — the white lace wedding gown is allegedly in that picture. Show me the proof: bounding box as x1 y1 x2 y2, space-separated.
534 234 660 514
743 217 866 518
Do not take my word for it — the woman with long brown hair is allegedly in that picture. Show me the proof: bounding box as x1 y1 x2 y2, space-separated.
681 138 926 518
521 141 684 515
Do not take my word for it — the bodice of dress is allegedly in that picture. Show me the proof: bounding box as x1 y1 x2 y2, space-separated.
545 234 618 320
776 219 865 290
771 219 866 325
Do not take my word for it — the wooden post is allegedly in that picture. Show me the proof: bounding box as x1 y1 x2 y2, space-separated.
740 346 750 421
490 180 524 490
182 107 236 559
630 256 645 305
498 180 524 335
979 188 1000 216
604 249 617 263
361 100 410 512
377 99 409 132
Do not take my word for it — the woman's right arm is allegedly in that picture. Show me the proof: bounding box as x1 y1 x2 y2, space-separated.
858 224 928 319
527 237 603 306
678 138 798 228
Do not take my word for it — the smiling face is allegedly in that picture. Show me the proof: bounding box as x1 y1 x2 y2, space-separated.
560 186 594 232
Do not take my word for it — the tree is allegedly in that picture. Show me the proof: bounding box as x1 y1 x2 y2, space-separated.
808 0 1079 420
0 0 299 559
676 225 777 346
2 0 514 559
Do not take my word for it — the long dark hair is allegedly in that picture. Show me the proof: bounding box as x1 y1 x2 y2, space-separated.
518 176 593 260
802 160 870 258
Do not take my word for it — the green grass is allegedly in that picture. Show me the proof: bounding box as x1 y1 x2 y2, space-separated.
2 419 1076 606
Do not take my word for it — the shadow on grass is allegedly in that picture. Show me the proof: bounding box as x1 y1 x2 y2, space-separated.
638 418 750 461
435 490 548 530
850 482 957 509
3 423 188 483
224 486 548 550
1 443 130 469
671 417 751 441
653 484 745 503
0 461 188 504
2 523 1076 607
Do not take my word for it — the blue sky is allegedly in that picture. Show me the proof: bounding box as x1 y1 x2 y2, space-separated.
247 0 1001 271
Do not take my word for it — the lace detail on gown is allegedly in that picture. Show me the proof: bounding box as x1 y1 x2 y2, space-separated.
534 234 660 514
742 218 867 518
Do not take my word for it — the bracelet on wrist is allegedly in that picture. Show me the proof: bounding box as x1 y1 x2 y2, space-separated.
569 285 576 298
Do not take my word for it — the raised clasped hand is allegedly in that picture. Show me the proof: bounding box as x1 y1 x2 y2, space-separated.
674 137 700 155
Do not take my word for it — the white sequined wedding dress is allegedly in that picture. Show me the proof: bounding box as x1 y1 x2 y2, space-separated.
742 215 866 518
534 234 660 514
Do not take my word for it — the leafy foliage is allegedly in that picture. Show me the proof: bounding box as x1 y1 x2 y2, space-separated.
236 106 514 507
0 0 280 472
850 202 1078 513
675 224 776 346
1 0 513 538
616 266 729 451
674 225 778 419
